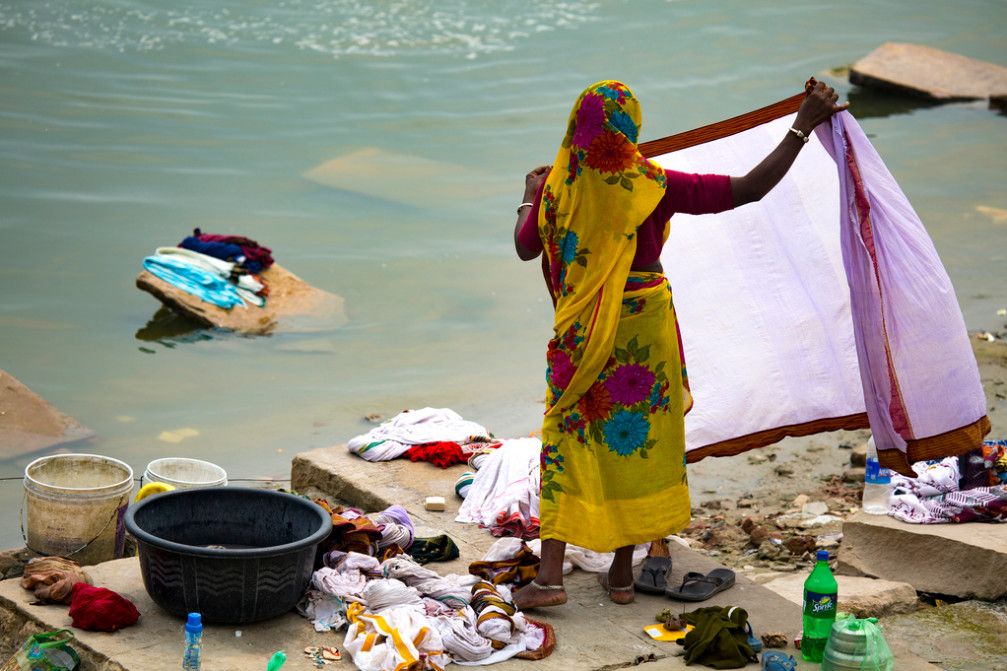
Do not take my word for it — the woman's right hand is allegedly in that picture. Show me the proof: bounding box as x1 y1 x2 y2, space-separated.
793 80 848 134
524 165 551 202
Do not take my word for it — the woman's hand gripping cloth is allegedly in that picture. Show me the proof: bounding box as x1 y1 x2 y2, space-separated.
347 408 491 462
651 108 987 476
455 438 540 539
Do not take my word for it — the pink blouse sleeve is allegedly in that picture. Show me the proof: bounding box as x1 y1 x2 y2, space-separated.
652 169 735 220
516 176 547 255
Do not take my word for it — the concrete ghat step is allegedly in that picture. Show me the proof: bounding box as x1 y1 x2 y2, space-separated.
0 447 940 670
289 445 939 670
838 511 1007 600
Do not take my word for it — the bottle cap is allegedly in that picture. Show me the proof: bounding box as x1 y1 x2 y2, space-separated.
816 550 830 562
185 612 202 633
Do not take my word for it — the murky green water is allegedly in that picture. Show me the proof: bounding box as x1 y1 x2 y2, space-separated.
1 0 1005 547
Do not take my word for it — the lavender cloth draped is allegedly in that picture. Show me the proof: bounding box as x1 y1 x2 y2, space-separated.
816 112 988 473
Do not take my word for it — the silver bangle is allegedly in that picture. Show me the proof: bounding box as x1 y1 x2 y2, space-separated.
788 127 810 144
517 202 534 214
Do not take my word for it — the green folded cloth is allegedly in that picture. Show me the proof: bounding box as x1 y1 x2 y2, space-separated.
676 606 758 669
410 534 460 564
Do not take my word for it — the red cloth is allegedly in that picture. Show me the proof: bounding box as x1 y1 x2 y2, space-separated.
68 583 140 632
517 168 734 269
405 441 468 469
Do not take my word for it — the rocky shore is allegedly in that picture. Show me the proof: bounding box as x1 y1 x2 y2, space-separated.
683 335 1006 591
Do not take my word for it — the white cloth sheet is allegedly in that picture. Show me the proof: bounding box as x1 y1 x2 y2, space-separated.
455 438 540 538
656 114 866 455
347 407 491 462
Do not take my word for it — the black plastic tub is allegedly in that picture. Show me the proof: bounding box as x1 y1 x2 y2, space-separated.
125 487 330 624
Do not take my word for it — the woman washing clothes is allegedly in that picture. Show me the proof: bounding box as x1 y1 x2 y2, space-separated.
513 80 846 608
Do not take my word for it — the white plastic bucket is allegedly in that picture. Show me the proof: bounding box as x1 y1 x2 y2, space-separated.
24 453 134 566
142 457 227 490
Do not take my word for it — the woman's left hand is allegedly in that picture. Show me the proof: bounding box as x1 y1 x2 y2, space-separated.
524 165 551 202
793 80 849 134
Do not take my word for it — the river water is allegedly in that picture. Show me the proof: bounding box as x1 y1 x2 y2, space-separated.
1 0 1005 548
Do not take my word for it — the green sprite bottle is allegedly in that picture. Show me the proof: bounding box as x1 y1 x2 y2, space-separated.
802 549 838 662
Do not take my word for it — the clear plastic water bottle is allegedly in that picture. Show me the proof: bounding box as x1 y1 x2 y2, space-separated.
802 550 838 662
863 436 894 515
182 612 202 670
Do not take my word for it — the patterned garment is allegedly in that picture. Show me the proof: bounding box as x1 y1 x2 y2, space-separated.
536 80 689 551
889 454 1007 524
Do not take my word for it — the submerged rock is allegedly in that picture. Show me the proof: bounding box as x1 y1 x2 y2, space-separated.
136 262 347 336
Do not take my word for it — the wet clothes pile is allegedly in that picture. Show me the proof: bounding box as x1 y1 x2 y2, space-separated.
889 445 1007 524
455 438 541 540
179 228 274 274
20 557 92 604
348 408 495 463
19 557 139 632
315 500 417 559
298 551 552 670
142 244 268 309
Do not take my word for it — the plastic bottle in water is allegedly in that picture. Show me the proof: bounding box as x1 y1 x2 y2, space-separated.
802 550 838 663
182 612 202 670
863 436 894 515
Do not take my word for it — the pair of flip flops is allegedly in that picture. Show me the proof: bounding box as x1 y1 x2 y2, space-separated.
634 557 736 602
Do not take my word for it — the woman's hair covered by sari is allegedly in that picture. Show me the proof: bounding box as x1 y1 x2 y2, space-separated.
539 80 668 417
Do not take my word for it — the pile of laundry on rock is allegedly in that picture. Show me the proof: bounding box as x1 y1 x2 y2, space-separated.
141 229 273 309
888 439 1007 524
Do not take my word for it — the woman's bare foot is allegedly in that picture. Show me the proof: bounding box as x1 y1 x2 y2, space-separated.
598 573 635 605
513 580 567 610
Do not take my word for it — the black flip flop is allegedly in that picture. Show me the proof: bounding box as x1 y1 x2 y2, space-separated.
634 556 673 595
665 568 736 601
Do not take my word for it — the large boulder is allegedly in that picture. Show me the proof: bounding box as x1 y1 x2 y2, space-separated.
0 371 93 460
850 42 1007 101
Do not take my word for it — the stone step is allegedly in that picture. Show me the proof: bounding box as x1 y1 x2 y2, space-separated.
761 573 918 618
849 42 1007 101
838 511 1007 600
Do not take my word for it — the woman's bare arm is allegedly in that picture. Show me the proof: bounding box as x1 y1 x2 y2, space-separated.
514 165 550 260
730 81 848 207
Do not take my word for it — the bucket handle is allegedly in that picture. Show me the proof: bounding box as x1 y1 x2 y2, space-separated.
20 490 124 559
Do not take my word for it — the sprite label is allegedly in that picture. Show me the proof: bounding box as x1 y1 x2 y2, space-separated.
804 590 837 618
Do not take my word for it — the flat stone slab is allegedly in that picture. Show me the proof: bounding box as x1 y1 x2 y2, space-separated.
838 511 1007 600
0 370 93 461
136 262 346 335
761 573 918 618
0 557 329 671
849 42 1007 101
881 600 1007 671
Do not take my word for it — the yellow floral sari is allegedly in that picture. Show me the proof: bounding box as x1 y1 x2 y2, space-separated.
537 81 691 551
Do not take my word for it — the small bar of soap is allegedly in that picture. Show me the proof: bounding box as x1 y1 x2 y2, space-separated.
424 496 446 511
